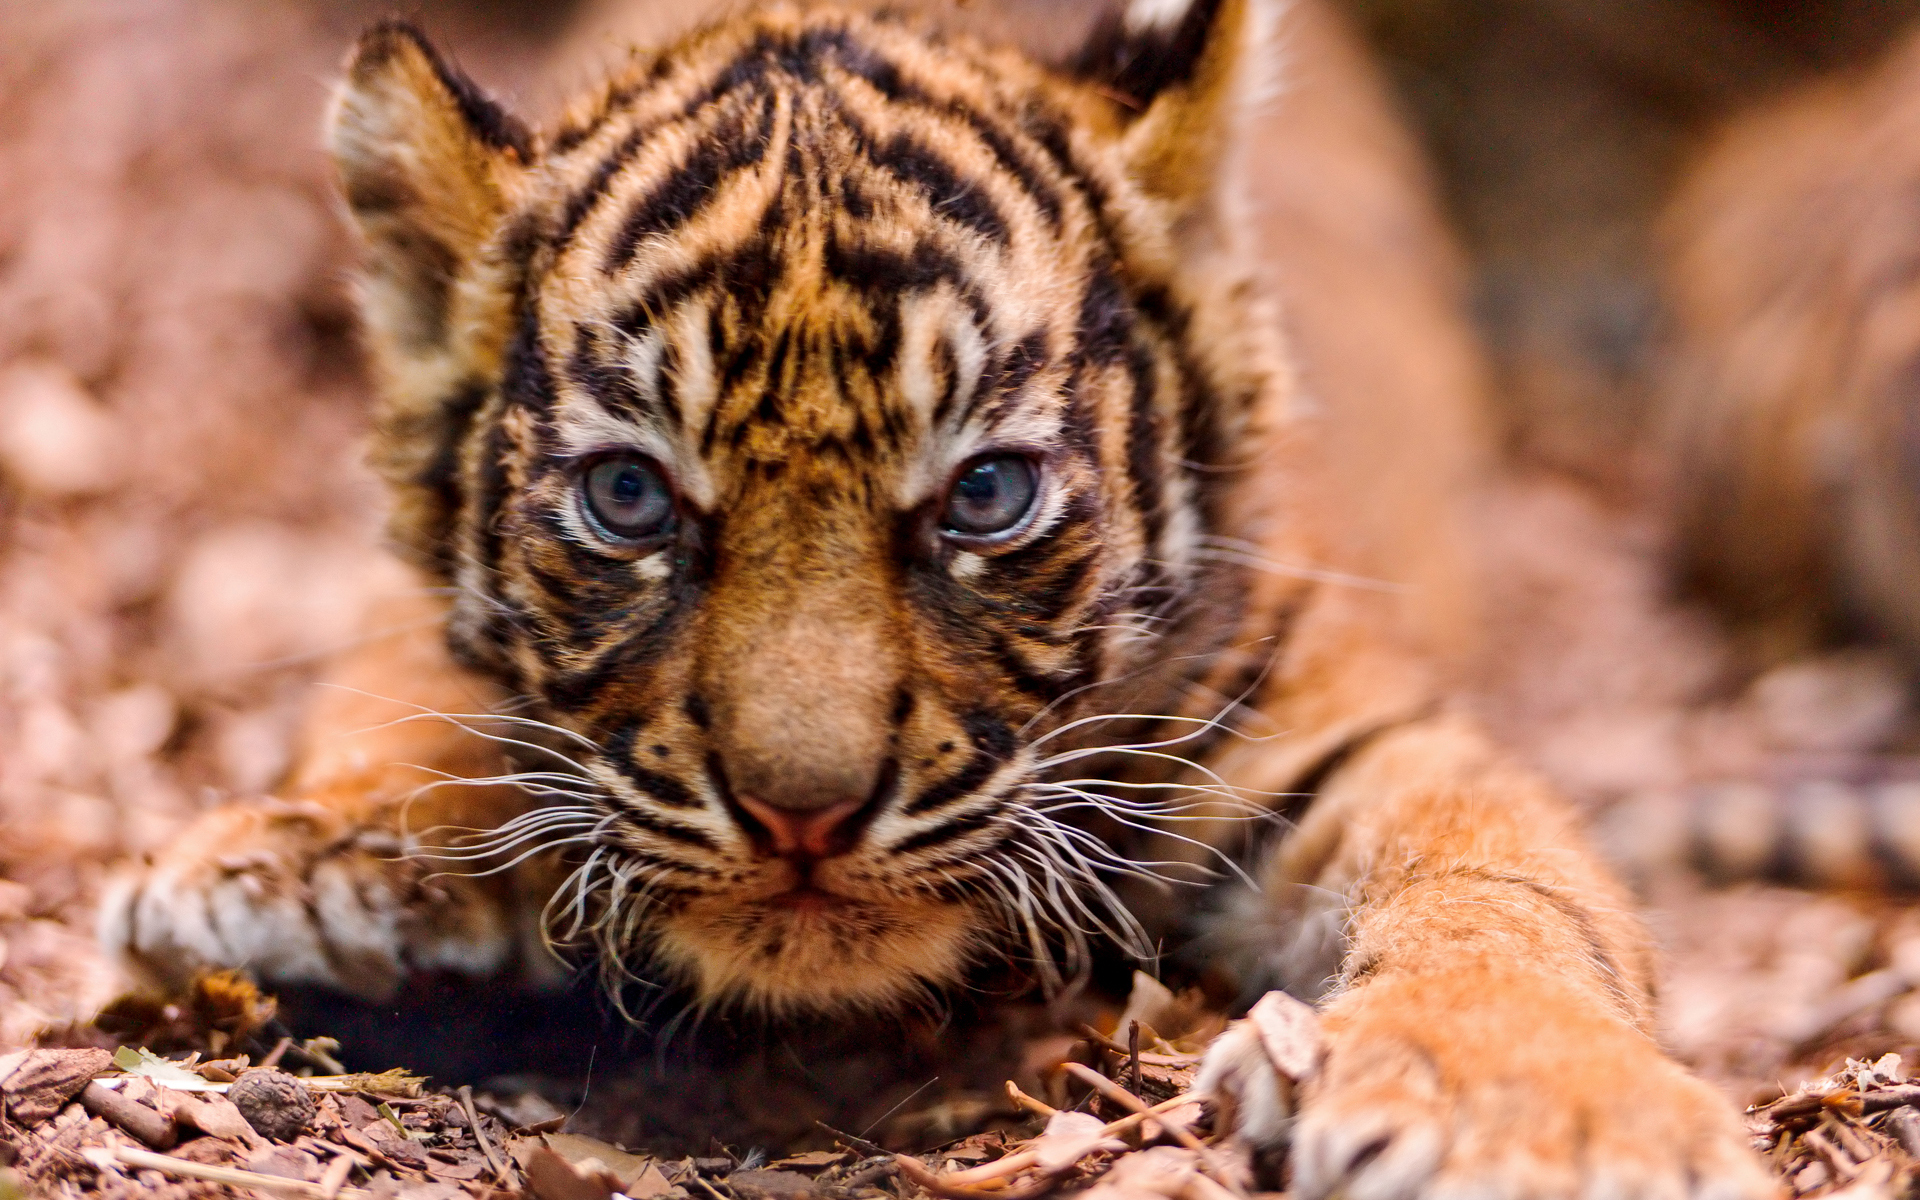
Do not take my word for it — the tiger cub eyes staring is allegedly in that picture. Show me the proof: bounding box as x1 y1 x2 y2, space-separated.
941 454 1040 541
581 454 676 544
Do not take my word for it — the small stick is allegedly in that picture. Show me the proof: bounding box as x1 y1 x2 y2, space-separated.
687 1171 732 1200
891 1153 1057 1200
816 1121 890 1158
316 1153 355 1200
259 1038 294 1070
82 1145 373 1198
1829 1117 1878 1164
1128 1021 1143 1098
1063 1063 1238 1193
457 1085 509 1184
1005 1081 1058 1119
1077 1025 1204 1065
1802 1128 1861 1180
79 1080 175 1150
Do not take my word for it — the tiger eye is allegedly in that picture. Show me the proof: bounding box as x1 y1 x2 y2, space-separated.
582 454 675 542
942 454 1039 539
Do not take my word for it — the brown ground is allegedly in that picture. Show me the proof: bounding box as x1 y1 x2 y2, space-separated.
4 0 1920 1187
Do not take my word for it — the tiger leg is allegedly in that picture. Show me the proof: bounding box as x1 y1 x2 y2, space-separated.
99 579 564 1001
1200 714 1775 1200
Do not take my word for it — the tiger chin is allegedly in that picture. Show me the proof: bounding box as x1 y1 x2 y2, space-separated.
100 0 1776 1195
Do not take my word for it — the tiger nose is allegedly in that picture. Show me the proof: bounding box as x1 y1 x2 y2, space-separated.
733 794 868 860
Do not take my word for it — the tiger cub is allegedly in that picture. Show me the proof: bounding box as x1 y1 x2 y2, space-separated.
101 0 1770 1194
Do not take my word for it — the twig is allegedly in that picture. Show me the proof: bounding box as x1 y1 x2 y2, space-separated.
259 1037 294 1071
1077 1025 1204 1065
83 1144 373 1198
1128 1021 1143 1097
79 1080 175 1150
458 1085 509 1185
815 1121 890 1159
687 1170 733 1200
1803 1129 1862 1181
316 1153 355 1200
891 1152 1058 1200
1005 1081 1058 1119
1063 1063 1238 1193
841 1159 899 1190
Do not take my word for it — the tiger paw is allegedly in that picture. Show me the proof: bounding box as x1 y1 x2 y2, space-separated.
98 796 524 1001
1199 974 1779 1200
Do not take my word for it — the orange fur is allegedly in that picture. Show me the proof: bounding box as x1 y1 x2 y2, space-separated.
100 1 1769 1192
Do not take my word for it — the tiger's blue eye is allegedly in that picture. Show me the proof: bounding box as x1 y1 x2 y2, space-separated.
582 454 674 541
942 454 1039 538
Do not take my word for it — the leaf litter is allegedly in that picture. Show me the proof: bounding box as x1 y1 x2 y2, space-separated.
0 970 1324 1200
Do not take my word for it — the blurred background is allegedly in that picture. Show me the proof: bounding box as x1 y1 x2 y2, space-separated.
8 0 1920 1112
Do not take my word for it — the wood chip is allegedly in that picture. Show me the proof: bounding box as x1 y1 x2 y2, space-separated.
1246 991 1324 1084
2 1049 112 1126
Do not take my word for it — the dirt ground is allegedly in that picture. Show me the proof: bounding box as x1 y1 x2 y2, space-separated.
3 0 1919 1177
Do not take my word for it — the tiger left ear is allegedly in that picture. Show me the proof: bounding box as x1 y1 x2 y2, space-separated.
1067 0 1262 218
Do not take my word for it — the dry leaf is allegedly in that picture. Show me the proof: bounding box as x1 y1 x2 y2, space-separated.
624 1161 678 1199
542 1132 655 1191
1081 1146 1200 1200
770 1150 846 1172
525 1144 623 1200
1247 991 1323 1083
1030 1110 1126 1170
728 1167 819 1198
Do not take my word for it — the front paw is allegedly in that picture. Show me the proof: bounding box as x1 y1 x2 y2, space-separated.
99 797 521 1001
1201 973 1778 1200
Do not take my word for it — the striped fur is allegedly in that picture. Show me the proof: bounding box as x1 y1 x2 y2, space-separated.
330 0 1282 1011
103 4 1776 1192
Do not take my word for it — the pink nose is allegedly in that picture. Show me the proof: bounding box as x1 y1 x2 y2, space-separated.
734 794 868 860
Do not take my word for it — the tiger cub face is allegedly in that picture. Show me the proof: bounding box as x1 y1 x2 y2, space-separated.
329 0 1273 1013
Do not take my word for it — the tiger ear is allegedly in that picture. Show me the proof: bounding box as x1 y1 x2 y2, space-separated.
327 20 531 393
328 22 532 573
1067 0 1262 220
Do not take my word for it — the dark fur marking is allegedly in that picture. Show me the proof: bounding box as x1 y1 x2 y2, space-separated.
866 132 1010 245
1066 0 1227 110
603 95 775 273
354 21 533 159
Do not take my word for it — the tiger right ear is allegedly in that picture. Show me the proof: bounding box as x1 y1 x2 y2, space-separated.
327 21 531 403
1066 0 1262 225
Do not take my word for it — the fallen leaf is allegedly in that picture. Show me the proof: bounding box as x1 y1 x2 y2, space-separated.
728 1167 819 1198
525 1144 622 1200
110 1047 225 1093
624 1161 677 1199
1246 991 1323 1084
1080 1146 1200 1200
542 1132 654 1191
1029 1110 1126 1171
170 1093 263 1145
770 1150 847 1172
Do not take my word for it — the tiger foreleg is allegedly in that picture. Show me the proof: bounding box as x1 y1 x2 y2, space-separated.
1199 715 1776 1199
100 585 567 1001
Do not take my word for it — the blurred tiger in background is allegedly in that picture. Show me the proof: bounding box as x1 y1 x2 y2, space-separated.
1611 24 1920 895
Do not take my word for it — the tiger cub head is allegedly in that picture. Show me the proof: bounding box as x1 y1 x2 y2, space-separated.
328 0 1278 1014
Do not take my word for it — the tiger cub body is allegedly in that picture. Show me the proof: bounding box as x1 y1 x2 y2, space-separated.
102 1 1771 1195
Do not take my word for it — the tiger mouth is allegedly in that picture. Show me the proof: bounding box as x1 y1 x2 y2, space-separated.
763 885 851 912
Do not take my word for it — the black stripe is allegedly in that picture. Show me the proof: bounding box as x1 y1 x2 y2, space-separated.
890 807 999 856
903 712 1014 816
609 800 719 851
606 748 702 810
602 95 776 273
1125 338 1168 552
865 132 1010 245
566 326 649 421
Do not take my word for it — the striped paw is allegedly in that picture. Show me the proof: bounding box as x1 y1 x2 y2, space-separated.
98 796 524 1001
